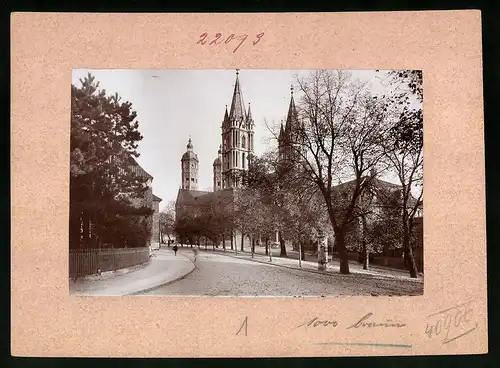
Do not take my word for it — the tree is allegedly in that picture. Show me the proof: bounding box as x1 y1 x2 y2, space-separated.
159 201 176 244
344 180 404 269
282 187 328 264
245 152 292 257
274 70 389 274
70 73 153 249
380 70 423 278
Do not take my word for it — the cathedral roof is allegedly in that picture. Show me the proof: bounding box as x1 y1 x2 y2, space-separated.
229 69 246 124
176 189 213 210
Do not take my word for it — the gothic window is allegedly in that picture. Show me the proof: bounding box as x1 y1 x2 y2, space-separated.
242 135 246 149
236 152 239 167
242 153 246 169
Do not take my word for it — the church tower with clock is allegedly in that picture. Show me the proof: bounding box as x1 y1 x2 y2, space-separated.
180 137 199 190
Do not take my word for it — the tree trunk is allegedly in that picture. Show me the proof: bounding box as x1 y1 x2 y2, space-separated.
279 231 287 257
240 232 244 251
222 234 226 251
362 216 369 270
251 237 255 258
230 232 234 250
403 226 418 278
265 238 269 255
300 241 306 261
335 228 350 274
363 247 369 270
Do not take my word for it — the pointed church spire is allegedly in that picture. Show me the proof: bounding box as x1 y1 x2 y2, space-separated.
278 121 285 143
187 137 193 150
285 85 298 135
229 69 246 123
224 105 229 120
246 103 252 121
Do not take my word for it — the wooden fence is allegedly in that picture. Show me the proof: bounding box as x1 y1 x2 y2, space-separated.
69 247 150 278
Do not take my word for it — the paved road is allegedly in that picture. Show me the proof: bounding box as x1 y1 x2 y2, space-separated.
142 248 422 297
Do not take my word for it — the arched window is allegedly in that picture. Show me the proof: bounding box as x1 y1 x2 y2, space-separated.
242 135 246 149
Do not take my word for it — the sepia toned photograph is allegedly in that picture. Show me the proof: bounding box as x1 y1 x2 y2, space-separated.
69 68 424 297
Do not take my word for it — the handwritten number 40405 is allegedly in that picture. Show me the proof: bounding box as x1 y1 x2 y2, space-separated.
197 33 264 53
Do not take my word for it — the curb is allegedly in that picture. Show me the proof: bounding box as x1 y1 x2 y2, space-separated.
214 250 337 277
126 256 197 296
212 250 423 283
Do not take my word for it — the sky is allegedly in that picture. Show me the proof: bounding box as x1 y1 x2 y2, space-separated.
71 69 399 210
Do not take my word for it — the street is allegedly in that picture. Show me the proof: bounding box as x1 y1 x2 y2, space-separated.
141 248 423 296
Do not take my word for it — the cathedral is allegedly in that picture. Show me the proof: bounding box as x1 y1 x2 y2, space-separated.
175 69 298 247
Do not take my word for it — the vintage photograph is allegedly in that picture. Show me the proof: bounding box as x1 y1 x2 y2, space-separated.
69 69 423 297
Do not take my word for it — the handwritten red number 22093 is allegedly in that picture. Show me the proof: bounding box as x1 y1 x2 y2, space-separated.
197 32 264 53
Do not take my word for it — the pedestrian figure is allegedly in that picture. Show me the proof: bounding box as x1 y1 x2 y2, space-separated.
193 247 198 263
173 245 178 256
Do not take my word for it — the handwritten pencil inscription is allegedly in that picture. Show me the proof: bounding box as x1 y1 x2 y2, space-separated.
346 313 406 329
236 316 248 336
197 32 265 53
425 300 478 344
298 317 339 328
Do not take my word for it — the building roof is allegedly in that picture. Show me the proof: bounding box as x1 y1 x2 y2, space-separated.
334 176 420 208
175 187 236 211
176 188 213 208
152 194 163 202
128 156 153 180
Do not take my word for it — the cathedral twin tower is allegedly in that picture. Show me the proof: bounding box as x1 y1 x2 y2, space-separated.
181 69 255 192
180 69 298 193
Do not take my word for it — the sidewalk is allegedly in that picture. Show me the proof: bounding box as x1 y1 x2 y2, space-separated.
69 248 195 296
211 248 424 283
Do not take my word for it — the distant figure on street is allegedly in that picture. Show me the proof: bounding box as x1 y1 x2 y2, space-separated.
173 245 178 256
193 247 198 263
